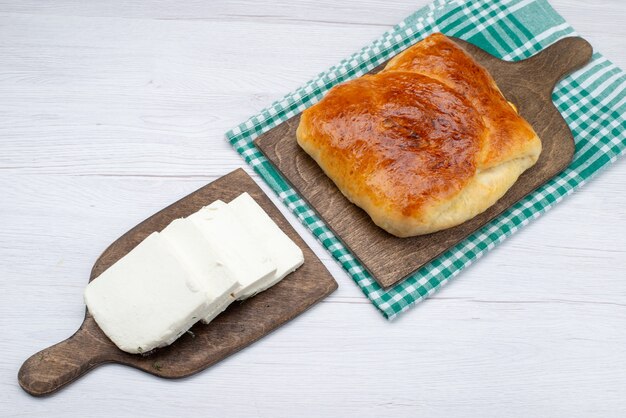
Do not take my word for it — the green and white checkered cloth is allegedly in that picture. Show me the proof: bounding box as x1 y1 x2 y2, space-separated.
226 0 626 319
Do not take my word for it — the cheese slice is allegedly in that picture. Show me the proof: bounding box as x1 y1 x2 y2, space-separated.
159 218 239 323
84 232 209 354
84 194 304 353
189 201 277 302
228 193 304 295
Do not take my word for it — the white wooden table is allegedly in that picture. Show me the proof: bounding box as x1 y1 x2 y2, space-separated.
1 1 625 416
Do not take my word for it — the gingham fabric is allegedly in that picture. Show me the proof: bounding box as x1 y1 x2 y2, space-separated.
226 0 626 319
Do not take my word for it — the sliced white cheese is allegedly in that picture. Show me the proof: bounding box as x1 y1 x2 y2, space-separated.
84 232 209 354
189 201 277 301
159 218 239 323
228 193 304 295
84 193 304 352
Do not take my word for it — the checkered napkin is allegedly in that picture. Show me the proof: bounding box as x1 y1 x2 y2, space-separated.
226 0 626 319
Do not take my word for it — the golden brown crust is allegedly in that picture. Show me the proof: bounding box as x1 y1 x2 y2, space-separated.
384 33 539 170
297 33 542 237
299 71 484 220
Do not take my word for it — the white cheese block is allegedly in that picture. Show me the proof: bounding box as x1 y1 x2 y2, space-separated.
228 193 304 295
189 201 277 302
84 232 209 354
159 218 239 322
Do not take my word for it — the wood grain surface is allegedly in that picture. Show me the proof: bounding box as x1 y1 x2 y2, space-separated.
256 36 593 288
17 169 337 397
1 1 625 417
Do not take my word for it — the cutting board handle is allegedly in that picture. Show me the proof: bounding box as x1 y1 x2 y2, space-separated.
18 317 115 397
519 36 593 91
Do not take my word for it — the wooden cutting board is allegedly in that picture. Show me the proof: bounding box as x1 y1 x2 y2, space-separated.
18 168 338 397
255 36 593 289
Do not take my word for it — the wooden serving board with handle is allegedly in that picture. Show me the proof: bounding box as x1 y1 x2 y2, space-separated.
18 168 338 397
255 36 593 289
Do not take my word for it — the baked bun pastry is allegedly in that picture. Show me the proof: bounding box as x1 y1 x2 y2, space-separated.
296 33 541 237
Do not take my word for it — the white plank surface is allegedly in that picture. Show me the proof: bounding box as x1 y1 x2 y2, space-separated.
1 1 625 416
